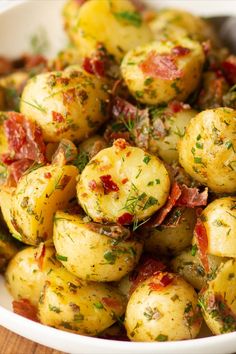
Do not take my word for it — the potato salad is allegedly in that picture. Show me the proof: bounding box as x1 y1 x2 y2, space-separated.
0 0 236 343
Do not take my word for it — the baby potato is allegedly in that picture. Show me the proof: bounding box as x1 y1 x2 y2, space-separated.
5 245 59 306
63 0 153 62
144 207 196 256
53 211 143 281
178 107 236 193
0 112 9 155
125 272 202 341
20 68 110 143
121 37 205 105
149 8 217 44
199 259 236 334
77 139 170 224
0 213 18 271
201 197 236 257
10 164 78 245
79 135 108 159
148 104 197 163
38 265 126 336
171 247 227 290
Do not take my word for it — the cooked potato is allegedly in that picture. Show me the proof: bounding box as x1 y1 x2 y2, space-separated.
77 139 170 224
53 211 143 281
125 272 202 341
149 8 217 44
0 212 18 271
20 67 110 143
49 45 82 71
9 164 78 245
79 135 108 159
171 247 227 290
199 259 236 334
121 37 205 105
0 112 9 155
38 265 126 336
63 0 153 62
5 245 60 306
178 108 236 193
148 104 197 163
201 197 236 257
144 207 196 256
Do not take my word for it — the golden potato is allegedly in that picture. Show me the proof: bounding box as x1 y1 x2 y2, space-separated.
171 247 227 290
144 207 196 256
148 104 197 163
0 112 9 155
125 272 202 341
38 265 126 336
53 211 143 281
10 164 78 245
77 139 170 224
149 8 217 44
5 245 59 306
201 197 236 257
199 259 236 334
0 212 18 271
178 108 236 193
63 0 153 62
121 37 205 105
20 68 110 143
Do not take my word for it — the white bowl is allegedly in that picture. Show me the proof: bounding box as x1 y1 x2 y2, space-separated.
0 1 236 353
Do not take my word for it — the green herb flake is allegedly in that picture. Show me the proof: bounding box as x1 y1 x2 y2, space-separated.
143 155 151 165
144 77 154 86
104 251 116 264
49 304 61 313
113 11 142 28
196 142 203 149
56 254 68 262
74 313 84 322
194 157 203 164
191 244 198 256
155 334 168 342
72 151 89 173
143 196 158 210
93 302 104 309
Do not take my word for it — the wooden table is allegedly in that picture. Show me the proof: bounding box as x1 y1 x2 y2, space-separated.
0 326 66 354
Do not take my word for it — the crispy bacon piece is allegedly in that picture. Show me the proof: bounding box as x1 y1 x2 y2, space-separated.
82 48 106 77
150 182 181 227
7 159 33 185
52 111 64 123
113 138 129 151
172 46 191 56
168 100 190 113
221 56 236 85
102 297 123 312
139 51 182 80
12 299 39 322
148 272 174 291
130 257 166 294
176 186 208 208
194 218 209 272
117 213 133 225
3 112 46 163
24 54 47 69
35 243 46 271
100 175 119 194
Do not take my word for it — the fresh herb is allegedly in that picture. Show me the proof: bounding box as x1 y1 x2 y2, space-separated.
21 98 47 113
155 334 168 342
143 196 158 210
56 254 68 262
74 313 84 322
143 306 161 321
143 155 151 165
144 77 154 86
194 157 203 164
113 11 142 28
103 250 116 264
73 151 89 173
49 304 61 313
93 302 104 309
191 244 198 256
30 27 49 55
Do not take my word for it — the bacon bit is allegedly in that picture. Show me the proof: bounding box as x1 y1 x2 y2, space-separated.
57 77 70 86
7 159 33 185
24 54 47 69
52 111 65 123
121 178 128 184
194 218 209 272
117 213 133 225
82 56 105 77
113 138 129 151
150 182 181 227
172 46 191 56
130 257 166 294
35 243 46 271
44 172 52 179
126 151 131 157
88 179 98 191
105 131 131 143
176 186 208 208
139 51 182 80
100 174 119 194
3 112 45 163
221 56 236 85
101 297 123 312
168 100 185 113
148 272 174 291
12 299 39 322
75 0 87 4
63 88 76 105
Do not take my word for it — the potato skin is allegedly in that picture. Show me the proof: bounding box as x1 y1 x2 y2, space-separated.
5 246 59 306
53 211 143 281
149 8 217 44
179 108 236 193
77 140 170 224
202 197 236 257
63 0 153 62
10 164 78 245
171 247 227 290
125 273 201 341
38 266 126 336
20 68 110 143
199 259 236 334
121 37 205 105
144 207 196 256
148 105 197 163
